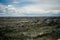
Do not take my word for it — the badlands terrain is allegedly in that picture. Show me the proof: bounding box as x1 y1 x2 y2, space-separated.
0 17 60 40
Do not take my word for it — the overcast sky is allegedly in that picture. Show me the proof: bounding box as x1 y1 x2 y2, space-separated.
0 0 60 17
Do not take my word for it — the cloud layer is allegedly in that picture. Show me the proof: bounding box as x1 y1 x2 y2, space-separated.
0 0 60 17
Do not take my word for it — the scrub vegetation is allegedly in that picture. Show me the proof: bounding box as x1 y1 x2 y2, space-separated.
0 17 60 40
